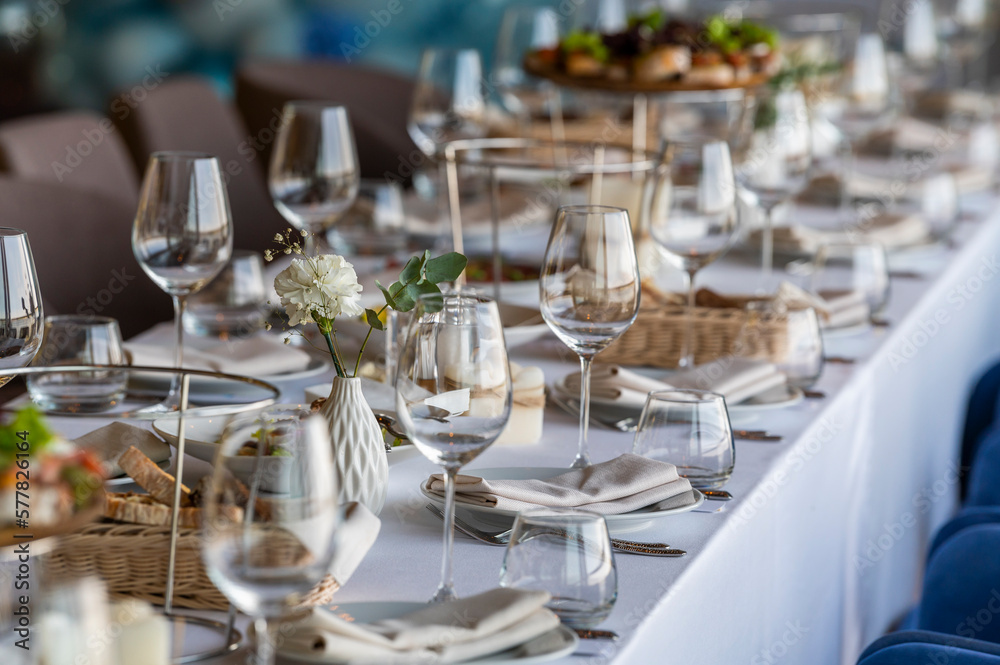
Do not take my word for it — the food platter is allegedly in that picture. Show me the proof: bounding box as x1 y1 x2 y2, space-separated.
523 57 772 93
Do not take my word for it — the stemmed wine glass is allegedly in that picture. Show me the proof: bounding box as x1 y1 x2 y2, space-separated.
395 292 512 602
269 102 360 256
0 229 42 387
202 406 340 665
408 48 488 157
494 7 561 128
649 139 740 368
540 205 641 469
734 86 812 286
132 152 233 411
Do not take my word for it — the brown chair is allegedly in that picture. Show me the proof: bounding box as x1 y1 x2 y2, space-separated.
0 111 140 207
0 177 171 339
235 60 419 182
112 76 284 254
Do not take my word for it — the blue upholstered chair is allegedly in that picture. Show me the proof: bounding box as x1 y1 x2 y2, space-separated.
859 631 1000 664
929 507 1000 555
967 429 1000 507
961 361 1000 496
915 524 1000 644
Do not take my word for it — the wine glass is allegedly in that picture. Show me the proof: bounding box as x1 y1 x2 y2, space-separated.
132 152 233 412
269 102 360 256
0 228 42 387
631 389 735 489
395 292 512 601
649 139 740 368
202 406 339 665
408 48 487 157
494 6 561 126
540 205 641 469
734 86 812 286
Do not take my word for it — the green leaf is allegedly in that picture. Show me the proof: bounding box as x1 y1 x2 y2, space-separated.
393 287 417 312
399 256 423 284
424 252 469 284
376 280 397 309
364 308 385 331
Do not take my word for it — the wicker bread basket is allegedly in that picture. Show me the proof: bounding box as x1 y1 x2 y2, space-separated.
43 522 339 611
599 285 795 369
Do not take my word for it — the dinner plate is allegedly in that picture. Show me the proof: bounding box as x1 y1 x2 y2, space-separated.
420 467 705 534
820 320 872 338
279 601 578 664
129 355 331 394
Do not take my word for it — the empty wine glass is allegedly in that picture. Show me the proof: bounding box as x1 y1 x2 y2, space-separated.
494 6 561 126
330 179 408 263
631 389 735 489
0 228 42 387
395 292 512 602
733 301 824 388
735 86 812 286
202 406 339 665
650 139 740 368
132 152 233 411
408 48 487 157
269 103 360 256
540 205 641 469
812 242 891 316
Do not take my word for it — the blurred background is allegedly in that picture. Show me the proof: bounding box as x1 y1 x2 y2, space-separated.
0 0 518 120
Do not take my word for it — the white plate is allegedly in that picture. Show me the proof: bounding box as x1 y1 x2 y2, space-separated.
421 467 704 534
280 601 578 664
821 320 872 338
726 384 804 414
130 355 331 391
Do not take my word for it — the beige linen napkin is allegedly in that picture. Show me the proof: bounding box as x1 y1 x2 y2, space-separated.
776 282 870 329
330 502 381 588
74 422 170 478
668 358 787 404
125 336 312 376
763 212 929 254
276 588 559 664
560 365 669 410
426 454 695 514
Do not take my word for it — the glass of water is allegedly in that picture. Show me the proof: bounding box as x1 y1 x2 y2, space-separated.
27 315 127 413
183 250 267 338
500 507 617 629
632 389 736 489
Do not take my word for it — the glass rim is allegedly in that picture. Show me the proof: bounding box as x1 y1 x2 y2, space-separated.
645 388 727 404
515 506 607 523
44 314 119 327
0 227 28 238
283 100 349 114
557 204 629 216
149 150 217 162
420 46 482 58
415 290 496 304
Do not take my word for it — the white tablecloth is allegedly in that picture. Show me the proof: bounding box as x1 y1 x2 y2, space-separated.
85 194 1000 664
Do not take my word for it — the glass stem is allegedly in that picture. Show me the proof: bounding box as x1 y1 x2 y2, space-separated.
573 355 593 469
433 466 460 602
838 138 855 226
680 270 697 369
253 617 277 665
761 204 774 285
166 295 186 401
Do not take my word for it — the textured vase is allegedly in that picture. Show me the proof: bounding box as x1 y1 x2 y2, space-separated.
319 376 389 515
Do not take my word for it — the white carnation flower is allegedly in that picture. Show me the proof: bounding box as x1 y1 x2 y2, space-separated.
274 254 363 327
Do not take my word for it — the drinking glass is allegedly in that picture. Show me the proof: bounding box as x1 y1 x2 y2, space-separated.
632 389 735 489
831 33 895 141
734 87 812 284
27 315 127 412
919 172 960 242
540 205 640 469
183 250 267 338
812 242 891 316
383 308 411 387
650 139 740 368
408 48 487 156
0 228 43 387
395 292 512 601
36 577 117 665
269 103 360 256
494 7 561 125
499 508 617 629
132 151 233 412
202 406 339 665
330 179 408 262
733 301 824 388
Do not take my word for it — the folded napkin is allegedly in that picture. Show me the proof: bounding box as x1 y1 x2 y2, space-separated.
125 335 312 377
426 454 695 514
668 358 787 404
559 360 785 409
276 588 559 664
776 282 871 329
74 422 171 478
756 212 929 254
330 502 381 588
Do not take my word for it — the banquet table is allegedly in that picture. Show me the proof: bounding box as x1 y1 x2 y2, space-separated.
58 189 1000 665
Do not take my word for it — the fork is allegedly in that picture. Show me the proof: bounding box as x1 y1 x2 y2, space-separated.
425 505 687 557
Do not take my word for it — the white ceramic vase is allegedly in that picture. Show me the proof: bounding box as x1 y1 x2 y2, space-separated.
319 376 389 515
